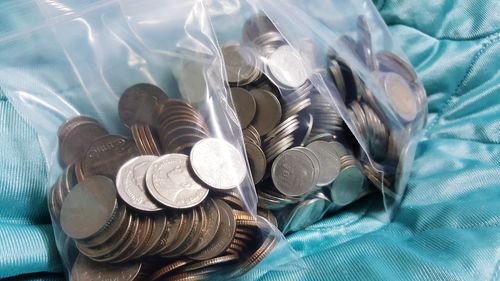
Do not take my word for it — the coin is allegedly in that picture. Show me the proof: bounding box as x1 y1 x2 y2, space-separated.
306 141 341 186
179 254 238 272
280 196 330 234
244 141 266 184
185 198 221 255
71 254 143 281
148 212 184 256
250 89 282 136
60 176 118 240
271 148 319 197
232 234 278 277
376 50 418 83
230 87 256 128
82 135 140 179
356 16 376 71
151 259 192 281
145 154 209 209
188 199 236 261
190 138 247 190
58 116 108 165
242 13 280 43
380 72 418 122
118 83 167 127
116 156 164 212
222 43 261 86
266 45 308 89
330 156 367 206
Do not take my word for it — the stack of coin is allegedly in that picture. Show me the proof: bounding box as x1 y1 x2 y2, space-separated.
49 83 280 280
156 99 210 155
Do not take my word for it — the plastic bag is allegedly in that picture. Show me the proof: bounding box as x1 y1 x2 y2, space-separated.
204 0 427 234
0 0 298 279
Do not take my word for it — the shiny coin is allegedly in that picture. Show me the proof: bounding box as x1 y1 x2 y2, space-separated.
82 135 140 180
190 138 247 190
151 259 192 281
71 254 143 281
230 87 256 128
60 176 117 240
188 199 236 261
145 154 209 209
380 72 418 122
245 141 266 184
180 254 239 272
266 45 308 89
58 116 108 165
116 156 164 212
306 141 341 186
232 233 278 277
119 83 167 127
271 148 319 197
250 89 282 136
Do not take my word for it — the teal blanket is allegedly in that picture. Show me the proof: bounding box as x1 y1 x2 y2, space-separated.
1 0 499 280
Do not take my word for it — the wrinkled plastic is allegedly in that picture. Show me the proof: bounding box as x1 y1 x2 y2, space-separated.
205 0 427 230
0 0 299 279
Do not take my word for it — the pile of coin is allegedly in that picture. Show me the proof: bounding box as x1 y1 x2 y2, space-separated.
219 13 425 234
49 83 279 280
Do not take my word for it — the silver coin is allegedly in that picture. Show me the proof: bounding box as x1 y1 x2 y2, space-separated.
281 197 330 234
271 148 318 197
306 141 341 186
190 138 247 190
145 154 209 209
330 164 367 206
380 72 418 122
116 156 164 212
266 45 308 89
250 89 282 136
71 254 143 281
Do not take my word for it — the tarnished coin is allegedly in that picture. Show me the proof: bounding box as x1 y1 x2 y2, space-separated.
118 83 167 127
271 148 319 197
71 254 143 281
232 233 278 277
380 72 418 122
185 198 221 255
60 176 117 240
230 87 256 128
222 43 261 86
190 138 247 190
179 254 239 272
250 89 282 136
116 156 164 212
188 199 236 261
151 259 192 281
82 135 140 179
58 116 108 165
266 45 308 89
306 141 341 186
145 154 209 209
245 141 266 184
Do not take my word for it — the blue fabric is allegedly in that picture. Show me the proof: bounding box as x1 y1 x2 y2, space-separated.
0 0 499 280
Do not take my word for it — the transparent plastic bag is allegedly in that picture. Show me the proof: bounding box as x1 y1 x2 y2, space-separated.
204 0 427 234
0 0 299 279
